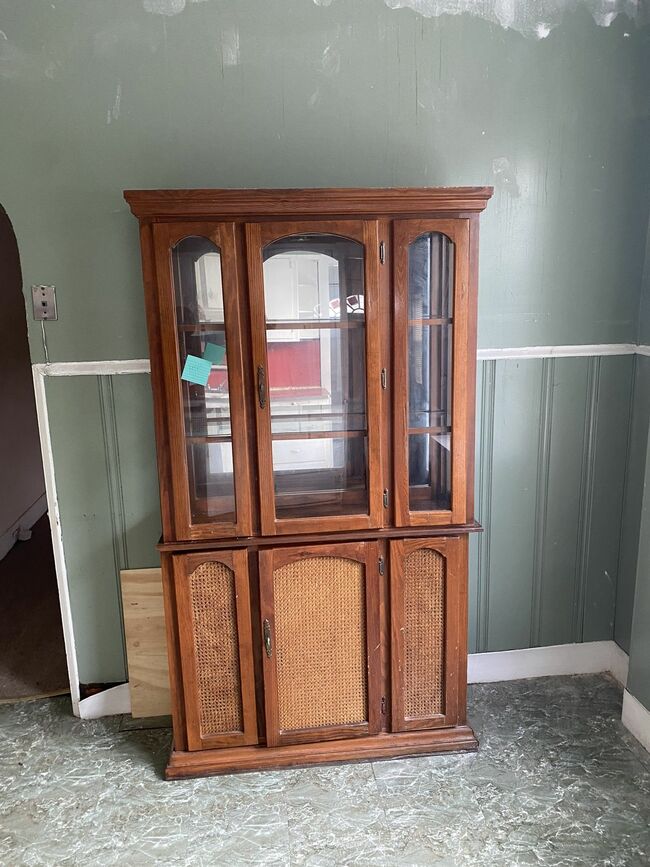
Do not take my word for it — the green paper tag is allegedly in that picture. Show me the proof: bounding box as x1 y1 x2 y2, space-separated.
202 342 226 365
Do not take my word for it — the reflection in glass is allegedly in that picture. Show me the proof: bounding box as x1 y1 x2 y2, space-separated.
268 327 366 435
272 436 368 519
173 236 224 323
262 234 369 519
186 442 235 523
407 233 454 512
180 329 230 437
263 235 364 324
408 233 454 320
408 325 452 430
409 433 451 511
171 236 236 524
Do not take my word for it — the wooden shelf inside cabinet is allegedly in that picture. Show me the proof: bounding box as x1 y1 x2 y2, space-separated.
126 186 492 779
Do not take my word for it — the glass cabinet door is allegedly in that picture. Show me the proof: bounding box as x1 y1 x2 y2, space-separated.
153 222 252 539
247 221 383 535
393 219 471 526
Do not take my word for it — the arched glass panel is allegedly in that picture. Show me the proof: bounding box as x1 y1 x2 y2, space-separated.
407 233 454 512
172 236 235 524
262 234 368 520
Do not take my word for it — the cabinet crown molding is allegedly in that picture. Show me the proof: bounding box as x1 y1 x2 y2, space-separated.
123 186 494 220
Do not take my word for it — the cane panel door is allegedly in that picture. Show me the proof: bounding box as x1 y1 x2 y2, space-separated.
259 541 382 747
173 550 258 750
390 536 465 732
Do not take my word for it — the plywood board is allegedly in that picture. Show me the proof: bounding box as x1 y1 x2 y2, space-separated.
120 568 171 718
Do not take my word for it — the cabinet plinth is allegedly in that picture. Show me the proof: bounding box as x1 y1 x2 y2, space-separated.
125 186 492 779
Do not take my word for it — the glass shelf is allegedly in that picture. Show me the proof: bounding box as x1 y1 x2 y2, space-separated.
408 317 453 326
177 322 229 331
265 319 365 330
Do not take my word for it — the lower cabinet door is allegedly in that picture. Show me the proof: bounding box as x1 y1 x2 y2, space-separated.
173 550 258 750
390 536 466 732
259 541 382 747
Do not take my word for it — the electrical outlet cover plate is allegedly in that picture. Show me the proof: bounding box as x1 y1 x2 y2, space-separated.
31 284 58 321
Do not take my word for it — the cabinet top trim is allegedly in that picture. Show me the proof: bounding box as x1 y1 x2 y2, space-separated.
123 187 494 220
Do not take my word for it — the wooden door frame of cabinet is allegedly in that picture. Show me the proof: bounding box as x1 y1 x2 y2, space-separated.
139 225 176 539
160 551 187 751
245 219 384 536
152 221 253 540
258 540 382 747
378 219 393 530
172 549 258 750
392 218 475 527
390 536 467 732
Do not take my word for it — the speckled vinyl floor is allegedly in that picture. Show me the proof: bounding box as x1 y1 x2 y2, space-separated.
1 675 649 866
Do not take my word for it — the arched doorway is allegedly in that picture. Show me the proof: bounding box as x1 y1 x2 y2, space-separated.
0 204 68 701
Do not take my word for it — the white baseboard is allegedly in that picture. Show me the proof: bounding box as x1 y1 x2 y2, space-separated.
622 690 650 753
78 683 131 719
608 642 630 687
0 492 48 562
468 640 628 687
82 641 628 720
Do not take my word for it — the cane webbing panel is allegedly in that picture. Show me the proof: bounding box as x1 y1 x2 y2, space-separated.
403 548 445 719
188 561 243 736
273 556 368 731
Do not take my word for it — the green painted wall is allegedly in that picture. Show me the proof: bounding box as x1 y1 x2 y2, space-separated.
470 355 633 654
1 1 648 682
616 356 650 653
626 357 650 710
0 1 647 361
624 211 650 707
639 222 650 346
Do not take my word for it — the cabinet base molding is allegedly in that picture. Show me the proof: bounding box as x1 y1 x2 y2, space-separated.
165 726 478 780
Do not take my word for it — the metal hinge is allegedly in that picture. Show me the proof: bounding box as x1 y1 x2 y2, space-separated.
379 241 385 265
383 489 389 509
381 696 386 715
381 368 387 389
378 556 385 576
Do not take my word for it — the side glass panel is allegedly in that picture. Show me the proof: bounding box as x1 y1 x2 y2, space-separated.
172 236 236 524
407 233 454 512
262 234 369 520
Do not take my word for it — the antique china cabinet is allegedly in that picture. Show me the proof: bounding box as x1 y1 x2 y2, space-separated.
124 187 492 779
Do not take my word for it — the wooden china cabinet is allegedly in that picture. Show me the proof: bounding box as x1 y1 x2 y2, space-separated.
124 187 492 779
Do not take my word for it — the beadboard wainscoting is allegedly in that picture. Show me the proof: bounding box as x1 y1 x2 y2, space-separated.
470 353 636 657
34 349 646 713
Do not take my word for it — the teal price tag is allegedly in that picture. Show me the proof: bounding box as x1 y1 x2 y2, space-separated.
181 354 212 387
